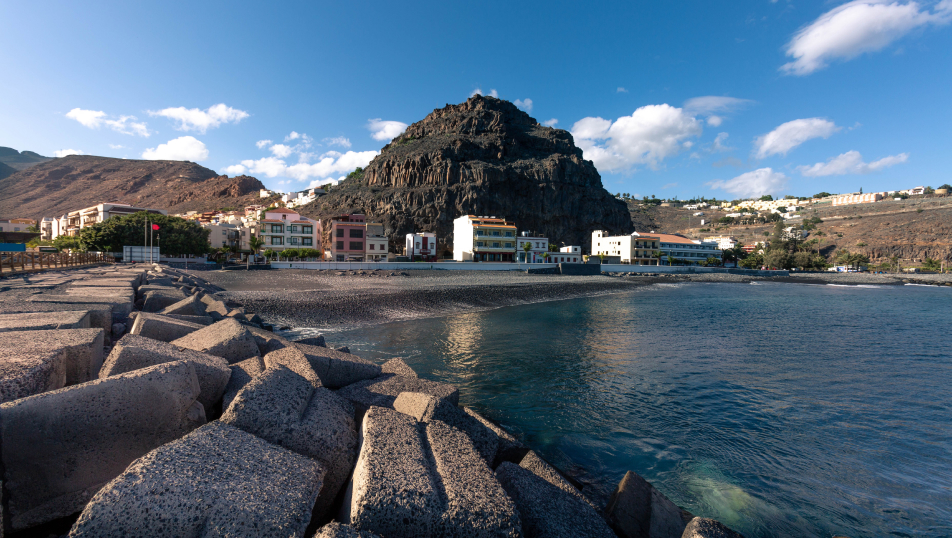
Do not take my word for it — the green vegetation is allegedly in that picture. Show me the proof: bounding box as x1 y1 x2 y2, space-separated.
921 258 942 272
759 195 773 201
938 184 951 191
718 216 734 225
345 167 364 181
835 250 870 271
78 211 210 256
812 192 832 199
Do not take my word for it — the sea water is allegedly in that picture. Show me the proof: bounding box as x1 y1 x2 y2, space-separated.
322 282 952 538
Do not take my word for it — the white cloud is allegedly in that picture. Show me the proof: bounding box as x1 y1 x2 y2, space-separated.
571 104 702 172
471 88 499 98
269 144 294 158
286 131 301 141
713 132 734 152
782 0 952 75
226 150 378 182
148 104 248 133
617 87 629 93
54 149 84 157
683 96 754 116
754 118 840 158
307 176 347 189
367 118 408 142
256 139 273 149
65 108 149 137
323 136 352 148
542 118 559 127
708 168 788 198
222 164 247 176
797 150 909 176
514 98 533 112
707 115 723 127
108 144 124 149
141 136 209 161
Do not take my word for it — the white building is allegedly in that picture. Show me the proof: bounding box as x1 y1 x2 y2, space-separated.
703 235 738 251
560 246 581 255
405 232 437 261
832 193 885 206
453 215 517 262
41 202 167 240
365 222 388 261
640 232 721 265
516 232 548 263
591 231 661 265
259 208 319 252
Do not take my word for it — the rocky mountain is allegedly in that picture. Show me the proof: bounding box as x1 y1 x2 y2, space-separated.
0 161 16 181
0 147 53 171
0 154 266 220
301 95 633 252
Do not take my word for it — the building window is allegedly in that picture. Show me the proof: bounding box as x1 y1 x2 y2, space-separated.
505 231 513 237
350 229 363 238
271 236 284 245
492 231 500 236
271 224 283 233
493 242 500 248
336 229 344 237
302 238 312 246
222 230 227 235
336 241 344 250
369 244 375 250
290 225 298 233
349 241 362 250
476 241 483 247
289 237 299 245
302 226 312 234
505 243 512 248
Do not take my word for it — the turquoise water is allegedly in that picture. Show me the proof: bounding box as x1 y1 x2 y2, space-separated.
324 282 952 538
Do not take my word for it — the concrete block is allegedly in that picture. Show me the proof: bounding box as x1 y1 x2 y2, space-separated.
129 312 204 342
337 374 458 415
70 277 138 289
0 329 104 400
292 343 382 389
520 451 597 509
142 289 188 312
0 310 91 332
680 518 744 538
607 470 694 538
101 334 231 413
157 294 208 316
426 420 522 537
247 324 294 354
294 334 326 347
29 294 133 319
222 365 357 520
464 407 528 466
171 318 261 364
163 313 214 325
381 357 417 377
222 356 265 410
394 392 497 465
315 522 381 538
65 288 134 301
68 422 324 538
0 360 205 530
199 293 229 317
495 461 616 538
263 346 324 388
343 406 442 537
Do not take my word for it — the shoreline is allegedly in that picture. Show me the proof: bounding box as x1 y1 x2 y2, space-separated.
191 268 952 334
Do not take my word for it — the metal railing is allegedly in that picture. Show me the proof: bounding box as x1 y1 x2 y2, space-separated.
0 251 115 275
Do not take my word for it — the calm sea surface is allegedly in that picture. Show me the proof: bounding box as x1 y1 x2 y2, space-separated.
321 282 951 538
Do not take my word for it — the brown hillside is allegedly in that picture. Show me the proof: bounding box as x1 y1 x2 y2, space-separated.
0 155 266 220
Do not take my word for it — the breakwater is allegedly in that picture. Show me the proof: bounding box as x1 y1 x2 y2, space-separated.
0 264 745 537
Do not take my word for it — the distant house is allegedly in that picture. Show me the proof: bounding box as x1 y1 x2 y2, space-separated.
516 232 548 263
321 214 368 261
453 215 517 262
832 193 884 206
644 232 721 265
259 208 318 252
405 232 437 261
365 222 388 261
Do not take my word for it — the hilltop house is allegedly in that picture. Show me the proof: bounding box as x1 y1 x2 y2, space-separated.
453 215 517 262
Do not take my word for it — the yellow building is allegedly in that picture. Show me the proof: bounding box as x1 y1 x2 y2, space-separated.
453 215 518 262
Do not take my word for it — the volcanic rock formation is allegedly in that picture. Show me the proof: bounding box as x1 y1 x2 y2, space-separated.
302 95 633 252
0 154 266 220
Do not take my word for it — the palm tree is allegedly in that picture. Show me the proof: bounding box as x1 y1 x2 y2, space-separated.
522 242 532 265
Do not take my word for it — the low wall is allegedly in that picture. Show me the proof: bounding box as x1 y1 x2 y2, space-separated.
601 265 789 277
267 261 788 277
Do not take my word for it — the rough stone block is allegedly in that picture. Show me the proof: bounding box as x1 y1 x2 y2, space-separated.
343 406 442 537
0 328 105 400
0 360 205 530
222 356 265 410
606 470 695 538
0 311 91 332
680 518 744 538
68 422 324 538
247 324 294 354
315 522 381 538
425 420 522 537
171 318 261 364
199 293 229 317
337 374 458 415
222 365 357 520
394 392 497 465
465 407 528 466
70 277 138 290
495 461 616 538
263 346 324 388
142 289 188 312
381 357 417 377
294 334 326 347
130 312 204 342
157 294 208 317
163 313 214 325
100 334 231 413
521 451 597 509
29 295 132 319
292 343 382 389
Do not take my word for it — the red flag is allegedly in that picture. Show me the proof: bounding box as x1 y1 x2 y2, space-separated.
152 224 160 230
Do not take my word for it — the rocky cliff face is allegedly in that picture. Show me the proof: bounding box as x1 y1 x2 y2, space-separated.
0 155 266 219
302 95 633 252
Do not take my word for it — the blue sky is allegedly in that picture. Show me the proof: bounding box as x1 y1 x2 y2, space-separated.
2 0 950 200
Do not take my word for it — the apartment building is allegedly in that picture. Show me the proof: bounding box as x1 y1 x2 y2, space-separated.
703 235 739 250
203 222 253 251
642 232 721 264
406 232 437 261
516 232 548 263
321 214 368 261
1 218 35 233
259 208 318 252
365 222 388 261
591 231 661 265
453 215 517 262
41 203 167 240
